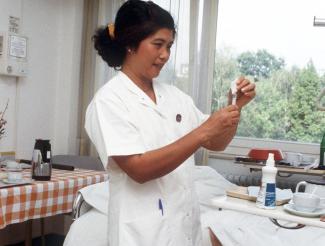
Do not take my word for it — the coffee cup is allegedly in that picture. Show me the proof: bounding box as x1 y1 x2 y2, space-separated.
292 192 320 212
7 170 23 182
301 155 316 165
284 152 302 167
296 180 325 207
6 161 21 170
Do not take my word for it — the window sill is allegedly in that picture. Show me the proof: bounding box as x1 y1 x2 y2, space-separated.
208 137 320 160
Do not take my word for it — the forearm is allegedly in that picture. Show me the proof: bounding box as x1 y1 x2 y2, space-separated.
113 127 206 183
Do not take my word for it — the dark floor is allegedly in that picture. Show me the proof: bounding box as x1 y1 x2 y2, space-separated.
8 234 65 246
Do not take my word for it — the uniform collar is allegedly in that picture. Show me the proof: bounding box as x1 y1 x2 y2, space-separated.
118 71 164 108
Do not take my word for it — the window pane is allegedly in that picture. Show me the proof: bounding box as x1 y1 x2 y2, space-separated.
213 0 325 144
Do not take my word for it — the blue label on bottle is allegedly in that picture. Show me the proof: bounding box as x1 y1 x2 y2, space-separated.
264 183 276 207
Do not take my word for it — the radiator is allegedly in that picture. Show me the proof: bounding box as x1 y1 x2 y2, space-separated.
222 173 297 191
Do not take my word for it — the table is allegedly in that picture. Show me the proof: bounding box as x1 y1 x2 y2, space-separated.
211 195 325 229
0 168 109 244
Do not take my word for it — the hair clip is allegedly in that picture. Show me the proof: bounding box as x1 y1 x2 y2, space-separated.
107 23 115 39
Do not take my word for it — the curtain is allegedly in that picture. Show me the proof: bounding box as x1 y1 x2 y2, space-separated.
78 0 99 156
78 0 122 156
189 0 219 165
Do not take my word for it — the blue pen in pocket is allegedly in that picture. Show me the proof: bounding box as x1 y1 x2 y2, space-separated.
158 199 164 216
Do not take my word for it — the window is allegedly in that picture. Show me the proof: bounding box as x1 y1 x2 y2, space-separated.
212 0 325 156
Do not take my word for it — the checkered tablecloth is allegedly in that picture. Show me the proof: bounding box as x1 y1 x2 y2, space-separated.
0 168 109 229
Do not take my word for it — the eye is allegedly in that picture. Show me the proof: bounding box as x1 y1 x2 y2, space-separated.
153 43 163 48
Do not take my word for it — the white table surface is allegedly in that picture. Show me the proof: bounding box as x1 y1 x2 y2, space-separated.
211 195 325 229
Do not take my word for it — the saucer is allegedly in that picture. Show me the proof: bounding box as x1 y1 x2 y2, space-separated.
283 203 325 217
4 167 23 172
2 178 32 185
20 163 31 169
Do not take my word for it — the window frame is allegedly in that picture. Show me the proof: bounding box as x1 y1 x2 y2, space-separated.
208 0 322 160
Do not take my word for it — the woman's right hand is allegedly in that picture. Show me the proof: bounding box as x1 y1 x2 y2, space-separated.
200 105 240 143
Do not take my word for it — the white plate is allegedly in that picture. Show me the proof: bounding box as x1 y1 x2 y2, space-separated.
4 168 23 172
1 178 32 185
283 203 325 217
1 163 30 170
20 163 31 169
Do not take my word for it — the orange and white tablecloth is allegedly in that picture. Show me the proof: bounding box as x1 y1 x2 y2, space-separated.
0 168 109 229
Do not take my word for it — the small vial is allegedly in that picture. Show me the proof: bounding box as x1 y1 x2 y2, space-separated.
231 80 237 105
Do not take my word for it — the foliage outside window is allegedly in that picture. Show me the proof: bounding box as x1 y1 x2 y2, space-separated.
212 49 325 144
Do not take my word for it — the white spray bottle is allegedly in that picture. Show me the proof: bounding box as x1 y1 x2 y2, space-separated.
256 153 277 209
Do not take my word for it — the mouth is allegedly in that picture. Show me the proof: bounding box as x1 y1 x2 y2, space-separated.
153 63 164 70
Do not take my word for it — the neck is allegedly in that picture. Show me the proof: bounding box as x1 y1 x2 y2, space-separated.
122 66 153 93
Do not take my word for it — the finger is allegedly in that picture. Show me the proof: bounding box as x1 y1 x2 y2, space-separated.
227 116 239 126
238 79 253 92
225 104 239 112
240 88 255 99
240 82 255 93
223 119 235 127
236 76 245 84
242 90 256 99
230 110 240 118
236 77 249 88
223 112 240 126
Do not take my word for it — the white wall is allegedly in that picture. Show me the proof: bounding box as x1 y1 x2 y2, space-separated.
0 0 84 159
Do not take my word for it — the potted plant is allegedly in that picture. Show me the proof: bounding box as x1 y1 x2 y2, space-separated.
0 100 9 140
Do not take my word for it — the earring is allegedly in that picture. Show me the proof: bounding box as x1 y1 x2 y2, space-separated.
127 48 132 53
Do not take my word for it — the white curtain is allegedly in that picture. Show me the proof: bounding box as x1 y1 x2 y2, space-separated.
79 0 122 156
189 0 219 164
189 0 218 113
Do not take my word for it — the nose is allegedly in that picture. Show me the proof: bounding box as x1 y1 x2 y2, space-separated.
159 47 170 61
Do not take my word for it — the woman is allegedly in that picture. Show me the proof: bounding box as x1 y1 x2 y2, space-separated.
85 0 255 245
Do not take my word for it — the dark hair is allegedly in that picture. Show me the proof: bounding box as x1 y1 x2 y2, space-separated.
93 0 176 68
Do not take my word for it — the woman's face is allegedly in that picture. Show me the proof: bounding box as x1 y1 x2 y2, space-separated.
127 28 174 81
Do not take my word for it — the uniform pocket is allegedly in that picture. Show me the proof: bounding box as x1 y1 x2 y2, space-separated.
121 210 170 246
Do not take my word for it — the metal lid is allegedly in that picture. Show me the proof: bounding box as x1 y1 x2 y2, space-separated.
306 180 325 185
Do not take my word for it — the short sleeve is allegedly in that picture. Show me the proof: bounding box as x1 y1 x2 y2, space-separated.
189 100 210 127
85 94 146 166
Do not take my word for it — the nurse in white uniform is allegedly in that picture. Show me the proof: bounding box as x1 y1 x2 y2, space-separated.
85 1 256 246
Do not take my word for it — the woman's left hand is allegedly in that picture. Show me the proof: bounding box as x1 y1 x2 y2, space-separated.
231 76 256 109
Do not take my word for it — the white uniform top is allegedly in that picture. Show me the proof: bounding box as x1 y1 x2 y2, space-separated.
85 71 208 246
